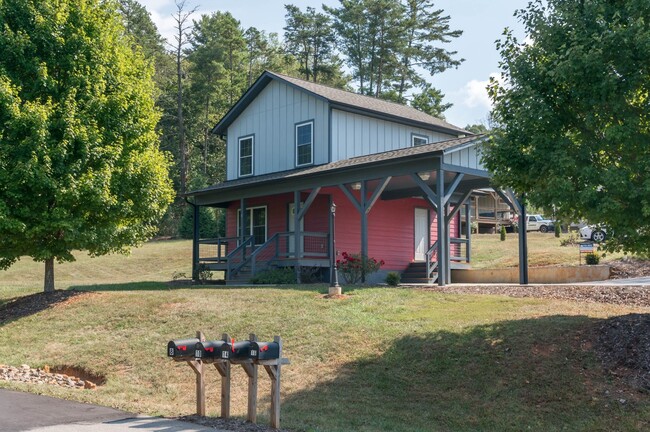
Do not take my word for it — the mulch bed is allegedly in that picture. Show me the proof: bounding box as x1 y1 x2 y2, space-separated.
179 415 289 432
0 289 92 324
609 257 650 279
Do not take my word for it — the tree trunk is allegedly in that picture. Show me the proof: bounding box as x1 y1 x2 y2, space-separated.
44 258 55 293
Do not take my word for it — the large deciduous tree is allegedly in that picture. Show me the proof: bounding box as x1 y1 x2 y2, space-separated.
484 0 650 254
0 0 174 292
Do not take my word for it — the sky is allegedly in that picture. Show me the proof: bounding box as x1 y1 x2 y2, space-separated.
140 0 530 128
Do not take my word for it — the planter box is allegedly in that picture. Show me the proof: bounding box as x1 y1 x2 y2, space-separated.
451 265 610 284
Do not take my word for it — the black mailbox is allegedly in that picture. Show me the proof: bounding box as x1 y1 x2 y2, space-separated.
195 340 228 360
250 341 280 360
168 338 200 359
223 340 252 360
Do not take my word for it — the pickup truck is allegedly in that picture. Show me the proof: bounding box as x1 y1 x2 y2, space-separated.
525 214 554 233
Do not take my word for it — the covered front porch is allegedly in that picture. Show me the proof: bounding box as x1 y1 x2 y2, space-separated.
186 137 531 285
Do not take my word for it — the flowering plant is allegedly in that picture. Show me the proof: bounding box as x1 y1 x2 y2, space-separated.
336 252 384 284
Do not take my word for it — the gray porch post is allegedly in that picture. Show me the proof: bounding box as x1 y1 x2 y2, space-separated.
294 190 302 283
465 202 472 263
360 181 368 283
240 198 247 245
445 203 452 284
192 203 200 281
436 168 447 286
518 197 529 284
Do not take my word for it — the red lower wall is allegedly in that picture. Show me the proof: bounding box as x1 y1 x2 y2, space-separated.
225 188 460 271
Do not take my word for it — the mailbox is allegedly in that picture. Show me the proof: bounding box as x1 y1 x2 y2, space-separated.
195 340 228 360
168 338 200 359
249 341 280 360
223 340 252 360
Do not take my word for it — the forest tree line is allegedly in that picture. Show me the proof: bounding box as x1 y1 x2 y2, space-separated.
117 0 466 237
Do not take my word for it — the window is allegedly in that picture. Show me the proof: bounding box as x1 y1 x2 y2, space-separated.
412 134 429 147
295 121 313 166
237 206 267 245
239 135 254 177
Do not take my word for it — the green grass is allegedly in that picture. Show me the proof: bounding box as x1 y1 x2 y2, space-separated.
0 239 647 431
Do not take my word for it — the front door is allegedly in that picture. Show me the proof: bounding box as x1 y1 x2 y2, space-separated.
414 208 428 261
288 203 305 254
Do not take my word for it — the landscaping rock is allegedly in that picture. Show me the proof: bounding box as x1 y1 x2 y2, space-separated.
0 364 97 390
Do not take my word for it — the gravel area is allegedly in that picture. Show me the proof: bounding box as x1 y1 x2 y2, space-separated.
609 257 650 279
180 415 289 432
0 364 97 389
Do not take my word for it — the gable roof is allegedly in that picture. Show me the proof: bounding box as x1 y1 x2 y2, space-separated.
189 135 487 198
212 70 470 136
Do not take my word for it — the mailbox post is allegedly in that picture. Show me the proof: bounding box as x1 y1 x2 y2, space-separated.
167 331 206 416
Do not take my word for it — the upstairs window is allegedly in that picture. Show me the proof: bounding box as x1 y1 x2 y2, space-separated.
296 121 313 166
239 135 254 177
412 133 429 146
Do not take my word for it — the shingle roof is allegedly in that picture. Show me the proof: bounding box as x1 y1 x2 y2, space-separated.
212 70 470 136
189 135 486 197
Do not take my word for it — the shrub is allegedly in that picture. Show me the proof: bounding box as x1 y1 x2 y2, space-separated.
250 267 296 284
554 223 561 238
385 272 400 287
560 234 578 246
192 264 213 283
500 225 506 241
337 252 384 284
585 253 600 265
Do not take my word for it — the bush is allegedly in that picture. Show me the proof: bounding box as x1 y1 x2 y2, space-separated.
385 272 400 286
337 252 384 284
585 253 600 265
250 267 297 284
192 264 213 283
500 225 506 241
554 223 561 238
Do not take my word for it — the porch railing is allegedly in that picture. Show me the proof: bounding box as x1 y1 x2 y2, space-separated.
226 236 256 277
198 236 248 263
426 237 470 280
425 240 439 280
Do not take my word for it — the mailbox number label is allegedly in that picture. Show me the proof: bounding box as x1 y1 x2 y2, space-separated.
250 350 257 357
169 348 175 356
221 351 229 359
195 350 202 358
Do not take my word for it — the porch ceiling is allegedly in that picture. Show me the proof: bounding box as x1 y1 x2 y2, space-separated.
188 135 491 207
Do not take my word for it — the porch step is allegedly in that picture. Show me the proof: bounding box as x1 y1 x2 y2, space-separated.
401 262 437 284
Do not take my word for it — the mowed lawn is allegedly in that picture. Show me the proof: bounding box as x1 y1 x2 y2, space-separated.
0 237 647 431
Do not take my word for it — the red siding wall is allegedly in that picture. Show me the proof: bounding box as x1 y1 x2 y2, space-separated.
225 188 461 271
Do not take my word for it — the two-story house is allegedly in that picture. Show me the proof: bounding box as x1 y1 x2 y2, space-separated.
186 71 494 285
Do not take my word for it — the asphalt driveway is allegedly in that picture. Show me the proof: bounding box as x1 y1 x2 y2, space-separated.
0 389 219 432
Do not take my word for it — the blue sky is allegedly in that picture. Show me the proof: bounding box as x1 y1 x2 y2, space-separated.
141 0 530 128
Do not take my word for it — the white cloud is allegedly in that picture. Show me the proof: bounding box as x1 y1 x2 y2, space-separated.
460 73 503 110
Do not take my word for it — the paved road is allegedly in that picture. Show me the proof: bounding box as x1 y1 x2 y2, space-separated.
0 389 222 432
574 276 650 286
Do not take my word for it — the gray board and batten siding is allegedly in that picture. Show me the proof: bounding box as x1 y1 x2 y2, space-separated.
330 109 457 160
226 79 329 180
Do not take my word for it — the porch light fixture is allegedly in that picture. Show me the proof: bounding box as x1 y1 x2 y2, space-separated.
350 181 362 191
418 171 431 181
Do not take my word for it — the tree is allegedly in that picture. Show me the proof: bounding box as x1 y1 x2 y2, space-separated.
410 84 452 118
244 28 300 86
0 0 174 292
484 0 650 254
464 123 488 134
283 5 347 85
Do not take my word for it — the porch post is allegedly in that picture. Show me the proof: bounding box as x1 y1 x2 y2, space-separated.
465 201 472 263
294 191 302 283
445 202 452 284
240 198 247 244
192 203 200 281
360 181 368 283
518 196 529 285
436 168 447 286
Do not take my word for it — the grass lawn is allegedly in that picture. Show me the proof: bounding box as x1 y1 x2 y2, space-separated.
0 238 646 431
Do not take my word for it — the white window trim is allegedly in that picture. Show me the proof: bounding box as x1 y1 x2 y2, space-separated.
295 121 314 167
411 133 429 147
238 135 254 177
236 205 267 245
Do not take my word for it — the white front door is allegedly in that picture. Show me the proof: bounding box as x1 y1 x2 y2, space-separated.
288 203 305 253
414 208 428 261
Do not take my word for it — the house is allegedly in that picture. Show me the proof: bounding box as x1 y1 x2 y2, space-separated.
186 71 526 286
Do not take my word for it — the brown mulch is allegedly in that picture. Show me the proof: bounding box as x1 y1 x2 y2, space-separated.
596 314 650 391
0 290 93 324
609 257 650 279
179 415 289 432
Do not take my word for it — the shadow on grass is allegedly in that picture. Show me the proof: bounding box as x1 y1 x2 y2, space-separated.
283 315 649 432
66 281 379 294
0 290 86 326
